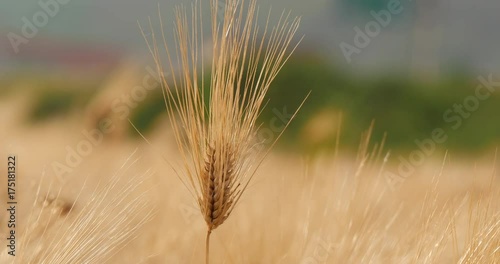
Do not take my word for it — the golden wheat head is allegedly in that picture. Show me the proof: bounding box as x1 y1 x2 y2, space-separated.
142 0 301 262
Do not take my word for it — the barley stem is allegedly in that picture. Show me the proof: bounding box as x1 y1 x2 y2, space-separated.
205 229 212 264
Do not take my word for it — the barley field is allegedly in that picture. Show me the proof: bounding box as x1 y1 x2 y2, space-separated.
1 96 499 263
1 0 499 263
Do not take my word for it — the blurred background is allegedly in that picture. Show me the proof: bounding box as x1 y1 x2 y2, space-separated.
2 2 500 262
1 0 500 156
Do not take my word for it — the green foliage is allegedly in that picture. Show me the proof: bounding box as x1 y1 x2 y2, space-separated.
264 54 500 154
28 83 96 123
30 89 76 121
128 88 166 137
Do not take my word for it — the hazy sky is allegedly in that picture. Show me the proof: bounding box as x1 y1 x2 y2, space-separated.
1 0 500 74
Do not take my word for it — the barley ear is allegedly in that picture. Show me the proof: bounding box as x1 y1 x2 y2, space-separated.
143 0 302 262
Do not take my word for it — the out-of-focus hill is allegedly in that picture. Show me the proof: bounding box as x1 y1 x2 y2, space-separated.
1 54 500 155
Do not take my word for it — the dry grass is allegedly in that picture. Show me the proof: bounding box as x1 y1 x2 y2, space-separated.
133 129 498 263
0 152 154 264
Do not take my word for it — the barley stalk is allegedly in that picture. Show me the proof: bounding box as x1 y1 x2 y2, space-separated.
142 0 302 262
